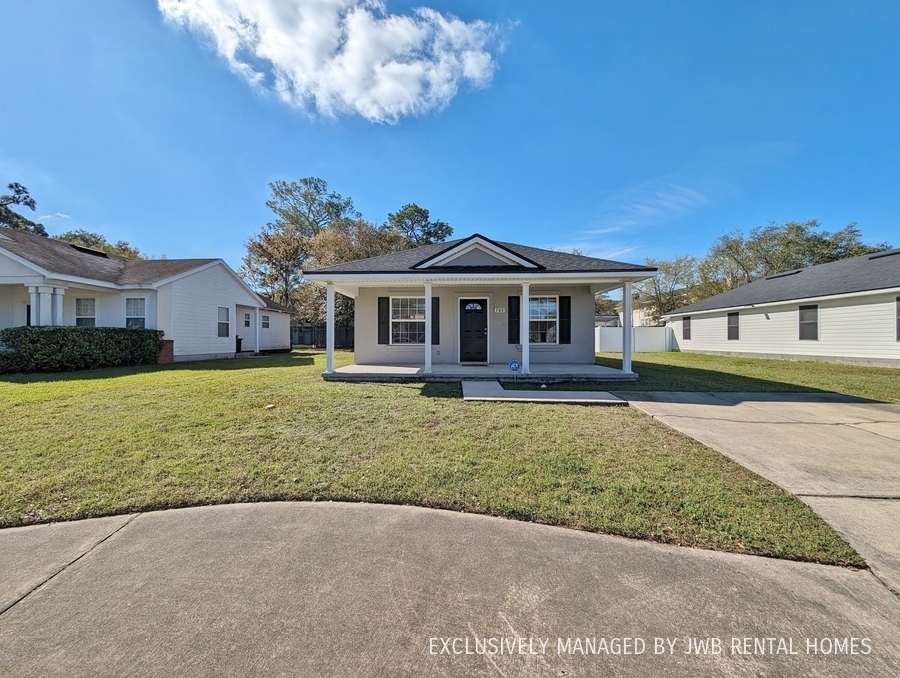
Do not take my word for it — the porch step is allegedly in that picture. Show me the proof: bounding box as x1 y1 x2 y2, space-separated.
461 381 626 406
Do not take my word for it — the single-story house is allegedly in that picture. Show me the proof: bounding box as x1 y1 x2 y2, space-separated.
303 234 657 380
663 248 900 366
0 226 291 361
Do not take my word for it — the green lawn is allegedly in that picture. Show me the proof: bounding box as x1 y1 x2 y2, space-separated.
506 351 900 403
0 350 862 567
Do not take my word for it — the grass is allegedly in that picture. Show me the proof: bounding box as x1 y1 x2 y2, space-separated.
0 350 862 567
503 351 900 403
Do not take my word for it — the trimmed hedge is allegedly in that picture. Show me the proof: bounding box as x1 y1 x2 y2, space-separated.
0 326 165 374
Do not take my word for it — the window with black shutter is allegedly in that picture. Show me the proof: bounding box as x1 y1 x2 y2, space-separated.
508 296 520 343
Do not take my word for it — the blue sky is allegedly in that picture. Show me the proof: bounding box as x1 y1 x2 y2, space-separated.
1 1 898 269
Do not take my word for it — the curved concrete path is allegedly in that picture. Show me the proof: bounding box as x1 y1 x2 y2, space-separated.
1 502 898 677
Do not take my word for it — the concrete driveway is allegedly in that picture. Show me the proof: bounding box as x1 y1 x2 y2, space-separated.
1 502 898 677
625 392 900 593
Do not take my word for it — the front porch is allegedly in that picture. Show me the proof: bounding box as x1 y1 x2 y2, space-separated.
323 361 637 383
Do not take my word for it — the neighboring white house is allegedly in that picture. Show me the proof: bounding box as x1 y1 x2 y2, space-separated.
663 248 900 366
0 226 291 362
303 234 656 380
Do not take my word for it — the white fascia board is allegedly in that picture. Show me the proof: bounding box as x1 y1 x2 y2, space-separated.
305 270 656 287
662 285 900 318
413 237 538 269
0 247 52 278
152 260 268 308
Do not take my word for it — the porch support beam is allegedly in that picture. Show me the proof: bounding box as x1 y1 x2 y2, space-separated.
38 285 53 327
325 284 335 373
254 306 261 354
521 282 530 374
27 286 39 326
423 283 432 374
53 287 66 326
622 281 633 374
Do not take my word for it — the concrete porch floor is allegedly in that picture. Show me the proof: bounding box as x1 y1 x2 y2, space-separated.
323 362 637 382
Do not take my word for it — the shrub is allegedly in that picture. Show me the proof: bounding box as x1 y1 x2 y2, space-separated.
0 326 165 374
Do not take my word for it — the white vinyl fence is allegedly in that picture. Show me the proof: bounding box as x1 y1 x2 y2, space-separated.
595 326 674 353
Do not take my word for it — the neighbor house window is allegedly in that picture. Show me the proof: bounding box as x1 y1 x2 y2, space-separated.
727 312 739 340
125 298 145 329
217 307 230 338
799 305 818 340
391 297 425 344
682 316 691 340
75 298 96 327
529 296 558 344
244 312 251 328
262 315 270 329
896 297 899 341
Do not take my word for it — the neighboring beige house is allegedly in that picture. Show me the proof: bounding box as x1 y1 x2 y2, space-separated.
663 248 900 366
304 234 656 380
0 226 291 361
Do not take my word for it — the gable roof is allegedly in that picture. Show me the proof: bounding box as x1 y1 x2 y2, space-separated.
260 296 293 314
0 226 217 285
666 248 900 316
304 233 655 275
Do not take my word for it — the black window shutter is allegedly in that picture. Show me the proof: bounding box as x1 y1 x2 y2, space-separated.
377 297 390 344
559 296 571 344
431 297 440 345
508 296 520 344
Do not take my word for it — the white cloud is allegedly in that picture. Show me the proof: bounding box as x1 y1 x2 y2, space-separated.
38 212 70 221
158 0 501 122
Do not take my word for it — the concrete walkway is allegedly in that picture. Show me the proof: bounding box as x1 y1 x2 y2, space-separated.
462 380 625 405
1 503 898 676
624 392 900 593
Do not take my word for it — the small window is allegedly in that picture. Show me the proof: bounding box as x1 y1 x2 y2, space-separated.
682 316 691 340
727 312 739 340
125 298 146 329
244 312 251 328
799 305 818 341
218 307 230 338
262 315 270 329
896 297 899 342
76 298 96 327
464 302 482 311
390 297 426 344
529 296 558 344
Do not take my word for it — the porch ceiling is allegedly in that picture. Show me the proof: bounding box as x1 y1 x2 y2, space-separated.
327 277 639 299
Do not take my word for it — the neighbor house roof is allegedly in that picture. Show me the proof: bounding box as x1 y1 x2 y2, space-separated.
260 296 293 314
666 248 900 316
304 234 656 275
0 226 216 285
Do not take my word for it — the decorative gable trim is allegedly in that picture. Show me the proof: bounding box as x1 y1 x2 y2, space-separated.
412 234 541 270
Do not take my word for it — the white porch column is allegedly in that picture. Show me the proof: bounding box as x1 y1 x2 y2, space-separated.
254 306 261 354
53 287 66 326
521 282 530 374
28 286 39 326
424 284 433 374
622 281 633 374
38 286 53 327
325 284 335 373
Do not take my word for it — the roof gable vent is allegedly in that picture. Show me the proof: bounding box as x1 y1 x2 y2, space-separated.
69 244 110 258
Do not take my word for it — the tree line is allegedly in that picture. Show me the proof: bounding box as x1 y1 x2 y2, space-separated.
631 221 892 323
240 177 452 324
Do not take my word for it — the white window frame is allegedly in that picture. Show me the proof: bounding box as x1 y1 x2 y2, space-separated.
217 306 230 338
244 312 251 328
528 295 559 345
262 314 270 329
125 297 146 330
389 296 426 345
75 298 96 327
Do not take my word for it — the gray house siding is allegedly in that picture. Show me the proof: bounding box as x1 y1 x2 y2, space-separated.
354 284 595 366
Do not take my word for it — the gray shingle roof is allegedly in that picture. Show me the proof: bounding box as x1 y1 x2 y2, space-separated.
304 234 656 274
667 249 900 315
260 296 293 313
0 226 217 285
